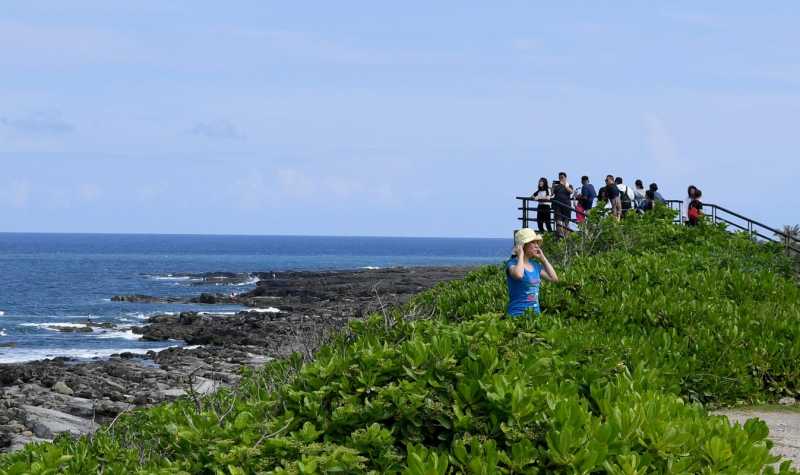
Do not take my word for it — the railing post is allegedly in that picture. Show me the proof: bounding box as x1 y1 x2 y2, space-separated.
712 206 717 225
522 198 529 228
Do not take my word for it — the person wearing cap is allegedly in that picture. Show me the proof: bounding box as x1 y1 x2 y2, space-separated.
507 228 559 317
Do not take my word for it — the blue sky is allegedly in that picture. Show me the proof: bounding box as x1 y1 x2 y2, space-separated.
1 1 798 237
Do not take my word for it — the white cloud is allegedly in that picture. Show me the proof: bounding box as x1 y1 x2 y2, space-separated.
276 168 314 197
78 183 102 202
372 183 396 204
326 176 362 198
661 12 723 29
512 39 540 52
0 21 146 67
1 181 107 209
187 120 244 140
0 112 74 135
136 182 168 204
1 181 32 208
220 29 383 65
644 114 686 176
234 171 270 209
44 188 74 209
232 167 399 210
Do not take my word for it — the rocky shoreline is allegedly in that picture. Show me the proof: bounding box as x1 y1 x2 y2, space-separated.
0 266 471 452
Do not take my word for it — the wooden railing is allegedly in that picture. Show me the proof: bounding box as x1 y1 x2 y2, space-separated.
516 196 800 256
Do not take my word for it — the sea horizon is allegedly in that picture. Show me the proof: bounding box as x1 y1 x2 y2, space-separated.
0 231 512 240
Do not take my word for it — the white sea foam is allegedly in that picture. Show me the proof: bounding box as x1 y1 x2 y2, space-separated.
149 274 195 281
19 322 91 330
360 266 381 270
197 311 238 316
125 311 175 320
96 329 141 340
0 329 6 337
248 307 281 314
0 345 178 364
0 311 5 316
231 276 260 286
183 344 204 350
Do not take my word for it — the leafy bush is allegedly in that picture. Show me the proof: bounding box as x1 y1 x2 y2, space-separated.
3 211 799 474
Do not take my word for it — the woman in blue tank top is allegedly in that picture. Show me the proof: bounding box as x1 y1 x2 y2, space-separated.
507 228 559 317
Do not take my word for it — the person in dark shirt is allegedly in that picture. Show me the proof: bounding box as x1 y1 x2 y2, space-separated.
597 185 608 203
577 176 596 211
649 183 666 204
643 190 656 211
605 175 621 220
551 172 574 238
684 185 699 223
531 177 553 233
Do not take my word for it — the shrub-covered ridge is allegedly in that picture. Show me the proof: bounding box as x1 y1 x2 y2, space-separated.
3 209 800 474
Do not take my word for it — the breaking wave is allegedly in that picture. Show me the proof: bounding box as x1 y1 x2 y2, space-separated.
19 322 91 330
248 307 281 314
0 345 179 364
96 329 141 340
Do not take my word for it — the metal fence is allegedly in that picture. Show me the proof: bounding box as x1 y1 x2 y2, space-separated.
516 196 800 256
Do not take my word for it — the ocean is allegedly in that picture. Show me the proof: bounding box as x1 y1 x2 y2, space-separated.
0 233 508 364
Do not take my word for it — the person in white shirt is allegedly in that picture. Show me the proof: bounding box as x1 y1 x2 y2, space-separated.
615 177 635 217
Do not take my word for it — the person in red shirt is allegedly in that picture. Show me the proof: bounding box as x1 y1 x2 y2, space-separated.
687 189 704 226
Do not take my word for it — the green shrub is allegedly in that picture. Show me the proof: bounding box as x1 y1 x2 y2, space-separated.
2 212 799 474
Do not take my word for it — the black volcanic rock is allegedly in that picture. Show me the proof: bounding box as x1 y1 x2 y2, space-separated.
1 266 474 453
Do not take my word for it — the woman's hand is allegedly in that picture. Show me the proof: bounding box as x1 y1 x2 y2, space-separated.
514 244 525 258
537 249 559 282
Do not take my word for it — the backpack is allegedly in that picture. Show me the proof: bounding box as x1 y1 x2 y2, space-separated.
620 186 632 210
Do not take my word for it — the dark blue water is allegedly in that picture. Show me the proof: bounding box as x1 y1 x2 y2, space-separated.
0 233 507 363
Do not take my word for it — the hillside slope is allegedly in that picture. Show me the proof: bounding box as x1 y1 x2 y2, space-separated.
3 208 800 474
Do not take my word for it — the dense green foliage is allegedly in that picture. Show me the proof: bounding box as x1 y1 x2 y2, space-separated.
3 209 800 474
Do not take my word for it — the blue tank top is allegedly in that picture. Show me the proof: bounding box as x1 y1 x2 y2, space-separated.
506 258 543 316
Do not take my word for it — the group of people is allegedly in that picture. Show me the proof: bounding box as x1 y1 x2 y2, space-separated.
531 172 667 236
509 179 707 318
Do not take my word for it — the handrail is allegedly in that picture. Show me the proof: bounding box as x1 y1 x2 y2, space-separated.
703 203 799 247
515 195 800 256
515 196 595 218
515 196 592 236
515 196 588 231
664 200 683 224
704 203 794 240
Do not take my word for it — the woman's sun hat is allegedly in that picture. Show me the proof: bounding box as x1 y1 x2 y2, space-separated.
514 228 543 247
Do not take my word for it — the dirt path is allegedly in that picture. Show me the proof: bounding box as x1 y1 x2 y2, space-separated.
715 406 800 468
